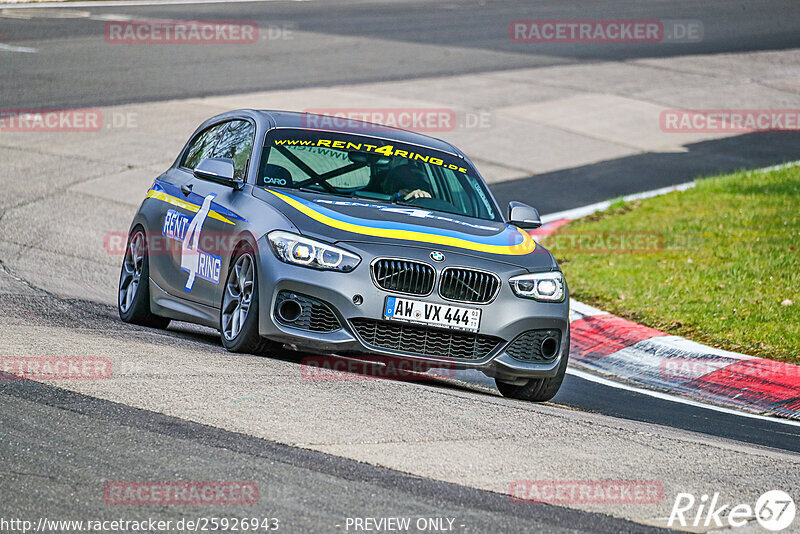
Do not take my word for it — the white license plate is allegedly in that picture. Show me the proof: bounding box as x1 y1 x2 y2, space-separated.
383 296 481 332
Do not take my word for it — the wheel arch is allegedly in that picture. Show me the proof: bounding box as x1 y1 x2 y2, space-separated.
224 230 262 274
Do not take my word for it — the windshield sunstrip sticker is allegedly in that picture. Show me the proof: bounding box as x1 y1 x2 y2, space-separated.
266 189 536 255
273 138 468 174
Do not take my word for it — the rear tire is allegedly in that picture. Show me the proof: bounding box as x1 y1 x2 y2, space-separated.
496 336 569 402
118 227 171 329
220 245 280 354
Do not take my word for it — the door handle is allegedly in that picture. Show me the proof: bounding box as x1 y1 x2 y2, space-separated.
180 183 193 196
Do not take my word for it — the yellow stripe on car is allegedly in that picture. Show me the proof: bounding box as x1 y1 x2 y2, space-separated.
266 189 536 256
146 190 235 225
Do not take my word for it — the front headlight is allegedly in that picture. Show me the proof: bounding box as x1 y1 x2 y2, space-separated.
509 271 565 302
268 231 361 272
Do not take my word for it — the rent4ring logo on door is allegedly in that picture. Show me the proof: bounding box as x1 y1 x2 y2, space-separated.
162 194 222 291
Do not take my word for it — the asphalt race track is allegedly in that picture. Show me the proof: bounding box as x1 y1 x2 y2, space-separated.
1 1 799 532
3 0 800 108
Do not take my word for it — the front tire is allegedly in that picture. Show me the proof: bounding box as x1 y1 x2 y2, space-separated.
118 227 171 329
220 246 279 354
496 337 569 402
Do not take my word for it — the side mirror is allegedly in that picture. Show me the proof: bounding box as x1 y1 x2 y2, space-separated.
194 158 242 189
508 201 542 229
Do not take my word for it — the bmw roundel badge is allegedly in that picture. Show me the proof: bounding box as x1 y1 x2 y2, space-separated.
430 251 445 262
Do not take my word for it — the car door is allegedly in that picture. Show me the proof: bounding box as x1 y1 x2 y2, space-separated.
149 121 228 299
170 119 255 308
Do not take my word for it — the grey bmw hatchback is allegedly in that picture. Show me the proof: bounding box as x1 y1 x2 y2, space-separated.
119 109 570 401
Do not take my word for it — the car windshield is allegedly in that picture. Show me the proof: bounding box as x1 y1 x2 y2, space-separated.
258 129 499 221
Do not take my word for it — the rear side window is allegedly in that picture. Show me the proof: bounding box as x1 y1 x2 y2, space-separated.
212 120 255 181
182 123 227 170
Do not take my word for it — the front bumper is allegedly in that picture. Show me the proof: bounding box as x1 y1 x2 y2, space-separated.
256 237 570 379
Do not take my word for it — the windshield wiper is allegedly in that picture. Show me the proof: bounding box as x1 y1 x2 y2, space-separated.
295 186 355 199
390 198 420 208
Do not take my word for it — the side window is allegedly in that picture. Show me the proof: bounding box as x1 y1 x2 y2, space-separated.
182 123 226 170
212 120 255 181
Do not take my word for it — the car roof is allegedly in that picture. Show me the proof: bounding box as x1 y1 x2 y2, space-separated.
254 110 464 157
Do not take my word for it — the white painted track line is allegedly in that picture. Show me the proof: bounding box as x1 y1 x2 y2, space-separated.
0 0 306 9
567 367 800 428
433 366 800 428
541 182 696 223
541 159 800 224
0 43 38 52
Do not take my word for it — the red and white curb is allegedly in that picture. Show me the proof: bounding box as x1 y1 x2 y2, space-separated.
535 167 800 421
568 301 800 420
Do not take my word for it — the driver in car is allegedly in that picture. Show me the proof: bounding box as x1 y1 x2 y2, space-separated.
382 164 432 200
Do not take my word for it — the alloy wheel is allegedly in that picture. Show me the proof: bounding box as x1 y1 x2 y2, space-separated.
119 231 145 313
222 253 254 341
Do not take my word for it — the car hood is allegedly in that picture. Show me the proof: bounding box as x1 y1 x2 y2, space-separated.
253 188 557 270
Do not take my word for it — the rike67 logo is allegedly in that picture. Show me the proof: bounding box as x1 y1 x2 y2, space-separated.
669 490 795 531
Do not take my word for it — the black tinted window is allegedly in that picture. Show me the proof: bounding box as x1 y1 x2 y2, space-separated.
212 120 254 181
